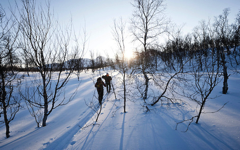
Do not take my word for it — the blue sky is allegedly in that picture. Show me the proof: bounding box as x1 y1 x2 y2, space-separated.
1 0 240 58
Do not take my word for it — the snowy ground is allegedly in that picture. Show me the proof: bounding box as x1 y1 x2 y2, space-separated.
0 69 239 150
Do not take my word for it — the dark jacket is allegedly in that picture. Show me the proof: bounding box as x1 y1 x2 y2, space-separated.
95 80 106 91
102 75 112 84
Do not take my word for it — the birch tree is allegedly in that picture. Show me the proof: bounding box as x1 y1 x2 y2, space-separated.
112 18 128 113
130 0 168 100
0 5 22 138
16 0 80 127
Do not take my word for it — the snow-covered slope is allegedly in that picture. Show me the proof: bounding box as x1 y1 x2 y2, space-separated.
0 69 239 150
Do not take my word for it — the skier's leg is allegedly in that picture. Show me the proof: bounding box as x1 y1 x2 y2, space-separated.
100 90 103 104
106 83 108 92
107 84 110 93
98 91 101 104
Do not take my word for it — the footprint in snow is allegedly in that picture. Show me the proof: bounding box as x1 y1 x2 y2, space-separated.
71 141 76 145
43 142 50 146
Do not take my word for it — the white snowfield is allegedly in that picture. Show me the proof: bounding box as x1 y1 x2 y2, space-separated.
0 69 239 150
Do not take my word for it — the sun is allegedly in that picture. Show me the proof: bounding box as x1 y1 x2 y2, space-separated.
124 50 134 60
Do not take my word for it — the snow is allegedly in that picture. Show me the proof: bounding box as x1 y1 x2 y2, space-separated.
0 69 240 150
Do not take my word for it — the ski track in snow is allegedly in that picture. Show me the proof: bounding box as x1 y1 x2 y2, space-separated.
43 72 114 149
0 70 240 150
65 92 118 150
43 105 94 150
0 71 108 150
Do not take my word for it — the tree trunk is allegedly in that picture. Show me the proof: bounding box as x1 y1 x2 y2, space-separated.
42 85 48 127
123 71 126 113
196 99 206 124
3 99 10 138
222 53 228 94
143 71 149 100
42 109 48 127
1 70 10 138
4 110 10 138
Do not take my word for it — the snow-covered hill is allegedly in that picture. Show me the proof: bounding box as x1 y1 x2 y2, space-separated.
0 69 239 150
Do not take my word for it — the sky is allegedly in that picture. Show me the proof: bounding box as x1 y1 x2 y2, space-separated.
1 0 240 58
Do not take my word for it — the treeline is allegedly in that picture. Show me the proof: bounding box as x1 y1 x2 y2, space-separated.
127 8 240 74
111 4 240 131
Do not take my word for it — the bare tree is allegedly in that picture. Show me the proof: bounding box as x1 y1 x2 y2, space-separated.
112 18 128 113
15 0 80 127
130 0 169 100
227 10 240 74
73 26 88 80
175 19 227 130
174 9 237 132
90 50 96 73
176 51 223 132
22 82 43 127
104 52 114 70
150 25 189 106
96 55 105 69
213 8 232 94
0 5 22 138
150 64 187 106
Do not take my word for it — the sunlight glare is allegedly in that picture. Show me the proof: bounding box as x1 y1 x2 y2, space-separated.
124 50 134 60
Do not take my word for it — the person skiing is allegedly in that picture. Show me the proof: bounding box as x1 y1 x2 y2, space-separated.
95 77 106 104
102 73 112 93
